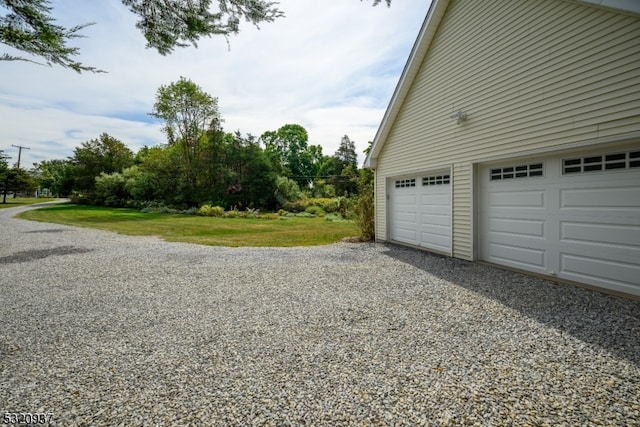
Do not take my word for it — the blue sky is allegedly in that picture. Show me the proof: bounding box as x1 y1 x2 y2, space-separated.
0 0 432 167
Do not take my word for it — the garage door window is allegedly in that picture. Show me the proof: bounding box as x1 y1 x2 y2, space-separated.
422 174 450 186
395 178 416 188
563 150 640 174
490 163 543 181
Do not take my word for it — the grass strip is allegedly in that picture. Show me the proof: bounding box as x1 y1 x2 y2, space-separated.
17 204 360 247
0 197 57 209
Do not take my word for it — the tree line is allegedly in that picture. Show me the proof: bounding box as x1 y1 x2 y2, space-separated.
6 77 372 215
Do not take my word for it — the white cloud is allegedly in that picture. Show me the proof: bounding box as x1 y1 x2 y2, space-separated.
0 0 431 167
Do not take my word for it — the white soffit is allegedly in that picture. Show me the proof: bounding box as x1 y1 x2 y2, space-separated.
575 0 640 14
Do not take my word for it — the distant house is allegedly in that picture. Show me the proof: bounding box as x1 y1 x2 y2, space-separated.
365 0 640 298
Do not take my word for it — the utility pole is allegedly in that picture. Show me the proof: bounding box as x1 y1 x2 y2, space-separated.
1 153 9 204
11 144 30 169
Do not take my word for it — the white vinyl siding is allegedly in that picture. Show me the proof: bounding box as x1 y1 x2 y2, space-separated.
374 0 640 260
452 163 472 259
375 172 387 241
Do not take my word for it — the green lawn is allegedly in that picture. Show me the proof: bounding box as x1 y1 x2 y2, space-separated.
0 197 57 209
17 204 360 247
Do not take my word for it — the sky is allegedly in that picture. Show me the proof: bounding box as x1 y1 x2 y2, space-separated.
0 0 432 168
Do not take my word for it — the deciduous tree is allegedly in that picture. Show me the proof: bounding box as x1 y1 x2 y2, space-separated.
69 133 134 194
32 159 75 196
261 124 323 187
1 167 36 203
150 76 221 199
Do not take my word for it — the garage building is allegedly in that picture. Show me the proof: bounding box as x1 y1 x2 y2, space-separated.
364 0 640 298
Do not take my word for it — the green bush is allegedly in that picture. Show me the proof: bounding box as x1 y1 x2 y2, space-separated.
311 198 340 213
245 208 260 218
274 176 304 207
95 172 129 207
282 199 309 212
183 207 198 215
353 168 375 240
324 213 344 222
282 197 344 213
308 180 336 198
294 212 315 218
277 209 288 216
304 205 325 216
225 208 239 218
197 204 225 217
70 191 93 205
158 206 179 214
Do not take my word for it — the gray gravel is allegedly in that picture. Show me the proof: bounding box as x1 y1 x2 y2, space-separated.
1 202 639 426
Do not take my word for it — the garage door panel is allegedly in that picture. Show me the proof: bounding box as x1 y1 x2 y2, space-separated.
421 224 450 238
489 218 546 238
421 206 451 216
488 243 546 270
395 193 417 207
560 254 640 289
420 232 450 252
561 187 640 209
489 190 546 208
421 212 450 226
421 193 450 204
395 211 417 223
393 227 418 245
487 233 547 266
560 222 640 249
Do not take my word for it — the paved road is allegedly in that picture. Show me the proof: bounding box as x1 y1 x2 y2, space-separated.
1 202 639 426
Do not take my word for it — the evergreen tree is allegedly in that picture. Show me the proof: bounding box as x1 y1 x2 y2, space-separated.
334 135 358 167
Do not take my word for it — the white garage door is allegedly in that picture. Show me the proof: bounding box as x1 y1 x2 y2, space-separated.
480 149 640 296
389 172 451 254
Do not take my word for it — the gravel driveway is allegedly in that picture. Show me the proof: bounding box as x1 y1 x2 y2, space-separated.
1 202 639 426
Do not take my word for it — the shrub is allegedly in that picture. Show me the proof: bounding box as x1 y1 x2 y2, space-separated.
197 204 225 217
70 191 93 205
337 196 354 219
309 180 336 198
311 198 340 213
324 213 344 222
182 207 198 215
225 208 239 218
294 212 315 218
245 208 260 218
283 197 345 213
353 168 375 240
304 205 325 216
139 201 165 213
95 172 129 207
158 206 179 214
277 209 289 216
274 176 304 207
282 199 309 212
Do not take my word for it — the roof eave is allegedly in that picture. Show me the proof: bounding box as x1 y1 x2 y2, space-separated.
573 0 640 16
